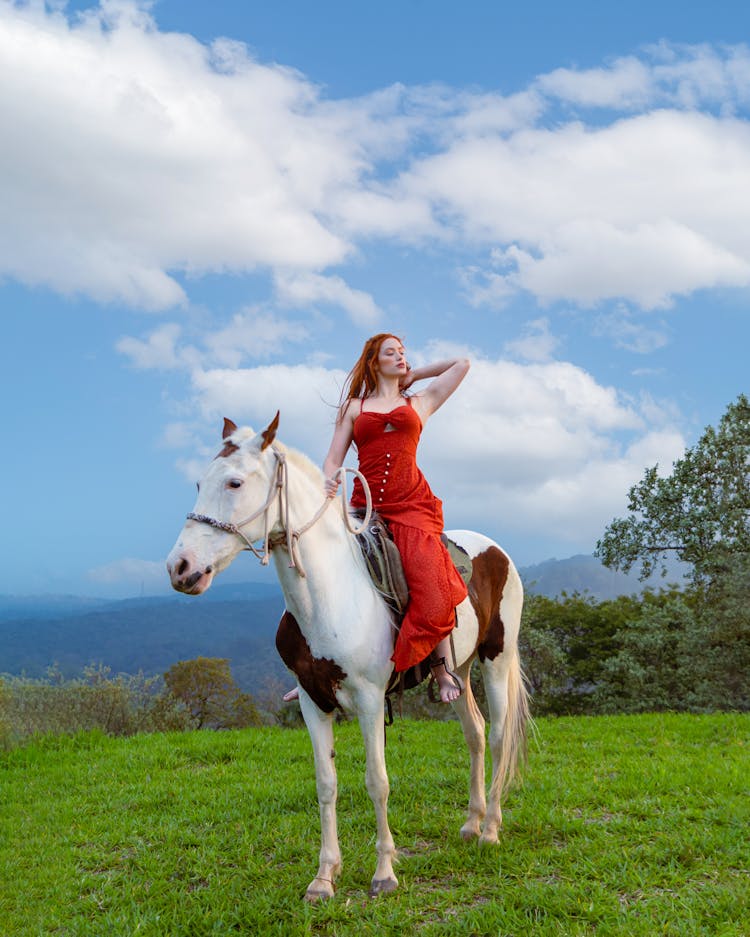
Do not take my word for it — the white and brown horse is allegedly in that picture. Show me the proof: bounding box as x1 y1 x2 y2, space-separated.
167 414 529 900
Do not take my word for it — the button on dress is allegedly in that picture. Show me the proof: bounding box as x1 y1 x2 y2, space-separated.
350 397 468 670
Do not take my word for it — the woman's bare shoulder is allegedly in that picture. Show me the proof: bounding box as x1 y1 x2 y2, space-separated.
408 392 429 423
338 397 360 424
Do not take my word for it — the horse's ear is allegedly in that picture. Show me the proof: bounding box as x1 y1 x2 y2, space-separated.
260 411 280 451
222 418 238 439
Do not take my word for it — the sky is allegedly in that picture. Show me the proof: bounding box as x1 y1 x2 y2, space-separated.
2 0 749 598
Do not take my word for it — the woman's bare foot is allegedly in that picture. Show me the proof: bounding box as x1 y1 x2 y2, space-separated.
430 658 463 703
283 686 300 702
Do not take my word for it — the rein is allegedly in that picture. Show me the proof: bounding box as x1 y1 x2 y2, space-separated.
186 448 372 578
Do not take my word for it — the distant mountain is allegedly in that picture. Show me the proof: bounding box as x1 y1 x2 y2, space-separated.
0 556 685 686
519 554 686 601
0 594 112 620
0 583 287 690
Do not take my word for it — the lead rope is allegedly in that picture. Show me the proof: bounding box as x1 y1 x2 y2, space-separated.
286 464 373 577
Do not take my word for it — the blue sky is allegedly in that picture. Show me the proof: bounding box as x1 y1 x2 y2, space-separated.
3 0 749 597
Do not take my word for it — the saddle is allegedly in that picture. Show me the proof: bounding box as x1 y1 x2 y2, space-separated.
354 510 409 617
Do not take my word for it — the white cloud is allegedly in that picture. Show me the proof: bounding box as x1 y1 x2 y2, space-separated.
402 110 750 308
0 1 351 307
274 272 381 325
205 309 311 367
536 43 750 112
536 56 654 109
116 322 186 369
415 354 685 546
593 306 670 354
117 310 312 371
504 317 559 362
189 363 348 466
4 3 750 318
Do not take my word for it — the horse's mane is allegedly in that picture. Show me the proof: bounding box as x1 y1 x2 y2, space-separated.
275 440 324 484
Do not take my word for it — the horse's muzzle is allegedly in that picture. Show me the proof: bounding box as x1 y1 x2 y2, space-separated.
167 553 214 594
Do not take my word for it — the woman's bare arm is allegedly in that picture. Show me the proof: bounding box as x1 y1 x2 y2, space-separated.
321 401 356 496
405 358 470 422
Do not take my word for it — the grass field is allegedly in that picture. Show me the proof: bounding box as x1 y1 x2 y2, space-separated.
1 713 747 936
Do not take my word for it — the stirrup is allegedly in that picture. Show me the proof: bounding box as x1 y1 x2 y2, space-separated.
427 656 464 703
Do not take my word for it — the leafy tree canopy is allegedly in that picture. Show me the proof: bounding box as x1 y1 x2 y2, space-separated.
163 657 261 729
596 394 750 585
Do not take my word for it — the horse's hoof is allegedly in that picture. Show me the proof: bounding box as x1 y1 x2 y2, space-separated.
460 822 481 841
369 876 398 898
304 888 333 903
304 879 335 902
478 830 500 846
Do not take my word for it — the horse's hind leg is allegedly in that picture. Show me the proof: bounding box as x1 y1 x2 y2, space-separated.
299 696 342 901
452 671 487 841
479 655 511 844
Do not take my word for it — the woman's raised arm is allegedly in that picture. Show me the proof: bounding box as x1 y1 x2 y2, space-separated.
406 357 470 422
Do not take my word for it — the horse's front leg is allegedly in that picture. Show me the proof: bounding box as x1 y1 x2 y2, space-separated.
299 694 341 901
358 698 398 897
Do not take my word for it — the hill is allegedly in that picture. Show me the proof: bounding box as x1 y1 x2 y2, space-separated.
520 553 686 600
0 555 684 684
0 582 287 689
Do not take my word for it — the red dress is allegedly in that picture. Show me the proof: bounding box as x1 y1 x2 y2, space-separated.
350 397 468 671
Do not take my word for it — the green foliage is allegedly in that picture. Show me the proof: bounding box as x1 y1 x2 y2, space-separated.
0 658 266 748
0 715 747 935
593 396 750 714
163 657 262 730
519 592 641 714
594 592 699 714
596 394 750 584
0 664 189 747
696 552 750 710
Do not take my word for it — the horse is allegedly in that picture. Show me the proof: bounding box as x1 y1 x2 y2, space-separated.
166 413 530 901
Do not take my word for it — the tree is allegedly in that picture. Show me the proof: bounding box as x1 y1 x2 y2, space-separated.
596 394 750 586
596 396 750 713
519 592 642 715
593 590 698 713
693 553 750 710
163 657 261 729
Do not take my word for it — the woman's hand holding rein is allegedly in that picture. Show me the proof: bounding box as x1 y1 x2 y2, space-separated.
324 475 340 499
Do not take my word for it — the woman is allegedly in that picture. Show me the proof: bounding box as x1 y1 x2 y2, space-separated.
285 333 470 703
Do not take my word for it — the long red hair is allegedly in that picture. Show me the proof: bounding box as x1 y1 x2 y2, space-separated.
338 333 404 419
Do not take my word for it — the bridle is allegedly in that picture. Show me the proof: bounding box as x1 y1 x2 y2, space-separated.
186 447 373 578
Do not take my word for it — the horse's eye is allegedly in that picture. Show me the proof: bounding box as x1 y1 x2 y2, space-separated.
196 482 200 492
227 479 243 489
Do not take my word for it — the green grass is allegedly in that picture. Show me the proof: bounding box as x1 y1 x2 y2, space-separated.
1 714 747 936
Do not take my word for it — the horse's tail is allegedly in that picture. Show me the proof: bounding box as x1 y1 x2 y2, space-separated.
490 646 531 804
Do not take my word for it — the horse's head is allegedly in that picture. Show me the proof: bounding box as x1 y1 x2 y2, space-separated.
167 412 280 595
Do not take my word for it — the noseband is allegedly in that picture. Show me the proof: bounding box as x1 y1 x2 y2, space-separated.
186 448 372 578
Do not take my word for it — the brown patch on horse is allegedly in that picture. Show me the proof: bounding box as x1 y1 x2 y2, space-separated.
275 610 346 713
215 441 239 459
222 417 238 439
468 546 509 662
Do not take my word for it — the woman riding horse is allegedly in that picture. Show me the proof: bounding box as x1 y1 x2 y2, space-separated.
285 333 470 703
